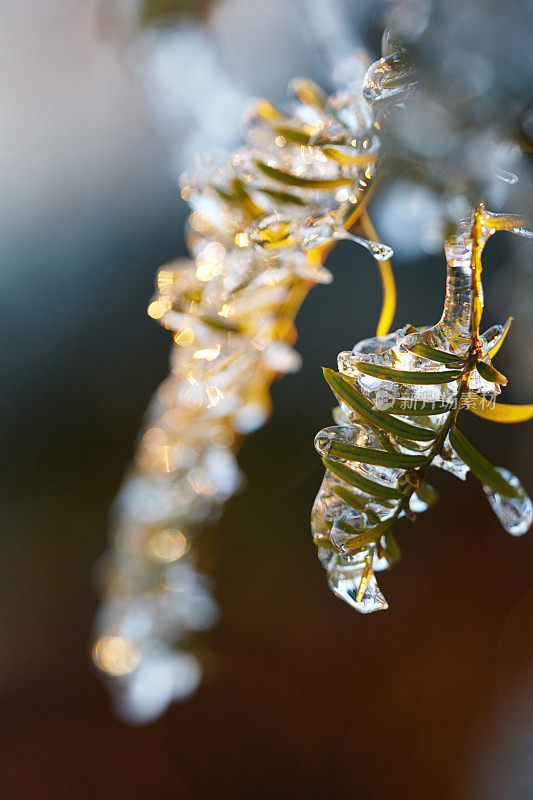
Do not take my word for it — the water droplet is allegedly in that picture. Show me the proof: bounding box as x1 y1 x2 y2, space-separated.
483 467 533 536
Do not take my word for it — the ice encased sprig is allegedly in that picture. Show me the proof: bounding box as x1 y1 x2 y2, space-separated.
312 209 533 613
93 58 399 721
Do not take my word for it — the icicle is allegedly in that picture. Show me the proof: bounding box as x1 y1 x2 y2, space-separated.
483 468 533 536
327 553 388 613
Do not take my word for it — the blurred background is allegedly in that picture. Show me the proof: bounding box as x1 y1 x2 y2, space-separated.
1 0 532 797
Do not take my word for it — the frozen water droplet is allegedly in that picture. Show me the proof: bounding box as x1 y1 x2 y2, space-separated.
299 220 394 262
363 53 419 108
351 236 394 261
314 424 374 459
483 467 533 536
314 427 338 458
331 228 393 260
494 168 518 184
327 555 388 613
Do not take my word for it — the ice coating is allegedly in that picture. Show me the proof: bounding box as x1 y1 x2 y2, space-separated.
312 209 532 612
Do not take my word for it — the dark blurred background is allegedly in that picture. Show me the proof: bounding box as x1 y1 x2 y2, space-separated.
1 1 532 798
